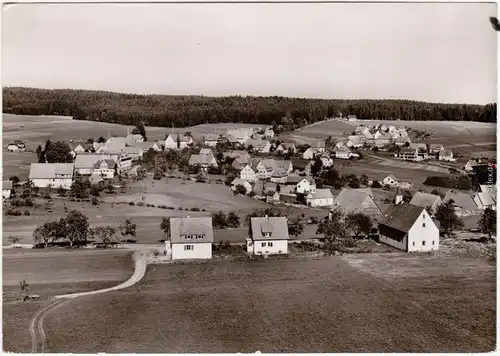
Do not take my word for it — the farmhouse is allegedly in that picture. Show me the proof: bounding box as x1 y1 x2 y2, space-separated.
429 144 444 154
6 140 26 152
253 159 276 179
346 135 365 149
288 176 316 194
307 188 334 207
166 217 214 260
134 141 162 152
253 181 278 197
225 128 253 145
353 187 374 197
438 149 455 162
473 191 496 210
360 128 374 140
443 190 479 216
333 142 352 160
120 146 144 161
188 153 218 170
29 163 74 189
378 204 439 252
125 134 144 144
383 175 399 187
74 154 120 176
92 159 117 179
316 141 326 153
303 148 316 160
239 164 257 182
69 141 93 157
264 127 275 139
409 192 442 214
164 134 191 150
270 167 288 184
202 134 220 147
247 216 289 255
332 188 381 218
275 142 296 155
3 180 13 199
246 139 271 153
397 147 418 161
230 178 252 194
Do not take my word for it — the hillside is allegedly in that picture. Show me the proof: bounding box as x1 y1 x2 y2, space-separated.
3 87 497 129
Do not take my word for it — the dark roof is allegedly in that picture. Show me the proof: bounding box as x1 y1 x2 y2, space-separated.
378 203 424 233
250 217 289 241
170 217 214 243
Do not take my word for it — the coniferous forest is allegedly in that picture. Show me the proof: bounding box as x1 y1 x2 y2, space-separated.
3 87 497 128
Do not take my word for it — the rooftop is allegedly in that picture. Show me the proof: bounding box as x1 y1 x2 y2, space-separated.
170 217 214 243
250 216 289 241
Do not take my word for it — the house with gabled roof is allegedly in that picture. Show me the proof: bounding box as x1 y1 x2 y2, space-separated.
378 204 439 252
253 181 278 197
166 217 214 260
247 216 290 255
3 180 13 199
225 128 253 145
92 159 117 179
69 141 93 157
429 144 444 154
29 163 74 189
397 147 419 161
6 140 26 152
302 147 316 160
165 134 191 150
202 133 220 147
133 141 162 153
125 134 144 145
287 176 316 194
438 149 454 162
443 190 479 216
465 159 482 172
275 142 296 155
333 142 353 160
409 192 442 214
246 139 271 153
270 167 289 183
346 135 365 149
332 188 381 218
75 153 120 176
316 141 326 153
230 178 252 194
383 175 399 187
239 164 257 182
473 191 496 210
307 188 334 207
224 150 251 162
353 188 374 197
188 153 218 170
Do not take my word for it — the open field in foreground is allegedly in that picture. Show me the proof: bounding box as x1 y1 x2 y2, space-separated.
41 255 495 353
2 249 135 352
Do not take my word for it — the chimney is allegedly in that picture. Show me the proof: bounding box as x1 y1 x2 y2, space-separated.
395 188 403 205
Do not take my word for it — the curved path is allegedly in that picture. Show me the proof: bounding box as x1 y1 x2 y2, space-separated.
29 249 153 353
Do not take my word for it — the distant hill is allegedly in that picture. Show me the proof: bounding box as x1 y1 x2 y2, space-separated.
3 87 496 131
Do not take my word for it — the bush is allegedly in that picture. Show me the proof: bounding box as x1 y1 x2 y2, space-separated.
128 201 135 206
23 210 31 216
202 208 206 211
167 206 175 210
136 202 145 207
91 197 99 205
371 180 382 188
190 207 200 211
178 207 183 210
6 209 22 216
158 205 167 209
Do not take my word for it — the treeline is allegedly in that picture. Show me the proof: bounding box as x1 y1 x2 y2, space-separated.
3 87 497 127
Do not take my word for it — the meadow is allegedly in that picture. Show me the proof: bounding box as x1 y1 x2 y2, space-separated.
38 254 495 353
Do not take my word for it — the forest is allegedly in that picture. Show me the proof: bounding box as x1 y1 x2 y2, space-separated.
3 87 497 129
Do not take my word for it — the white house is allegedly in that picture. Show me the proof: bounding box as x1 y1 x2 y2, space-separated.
164 134 191 150
378 204 439 252
247 139 271 153
134 141 162 153
264 127 275 139
438 150 455 162
275 143 296 155
231 178 252 194
346 136 365 149
125 134 144 144
29 163 74 189
383 175 399 187
166 217 213 260
293 177 316 194
188 153 218 170
316 141 326 153
473 192 496 210
465 159 482 172
247 216 289 255
6 140 26 152
333 142 352 160
75 154 120 176
306 188 334 207
303 148 316 160
397 147 419 161
3 180 13 199
270 167 289 184
203 134 220 147
429 144 444 154
239 164 258 182
320 153 334 167
225 128 253 145
92 159 117 179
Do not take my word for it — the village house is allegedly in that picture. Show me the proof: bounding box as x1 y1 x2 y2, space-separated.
3 180 13 199
287 176 316 194
410 143 429 160
378 204 439 252
230 178 252 194
239 164 257 182
333 142 353 160
302 147 316 160
438 149 455 162
473 191 496 210
201 133 219 147
253 181 278 197
188 152 218 170
74 154 120 176
428 144 444 154
125 134 145 145
319 153 334 167
29 163 74 189
6 140 26 152
166 217 214 260
247 216 290 255
230 157 248 170
225 128 253 145
246 139 271 154
346 135 365 149
120 146 144 161
275 143 296 155
352 187 374 197
479 184 496 198
361 128 374 140
316 141 326 153
253 159 276 180
134 141 162 153
383 175 399 187
409 192 442 214
266 191 281 204
224 150 251 162
307 188 334 207
397 147 419 161
92 159 117 179
264 127 275 139
164 134 191 150
443 190 479 216
69 141 93 158
270 167 289 184
465 159 482 172
303 161 313 176
332 188 381 219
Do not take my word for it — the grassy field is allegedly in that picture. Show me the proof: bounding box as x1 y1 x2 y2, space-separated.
2 249 135 352
40 254 495 353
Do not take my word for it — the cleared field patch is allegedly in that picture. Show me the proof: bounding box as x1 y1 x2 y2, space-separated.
280 119 355 144
43 256 494 353
369 158 449 174
2 249 135 353
2 151 38 180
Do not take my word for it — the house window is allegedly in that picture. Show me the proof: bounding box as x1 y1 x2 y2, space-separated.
422 241 426 246
264 232 271 238
261 242 266 247
422 223 426 227
432 241 435 245
268 242 273 247
412 242 415 246
184 245 194 251
422 214 426 219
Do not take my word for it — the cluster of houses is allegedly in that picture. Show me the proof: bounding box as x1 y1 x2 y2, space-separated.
347 124 411 149
396 143 455 162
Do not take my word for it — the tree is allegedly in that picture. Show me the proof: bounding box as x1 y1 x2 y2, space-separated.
90 226 117 247
44 141 73 163
97 136 106 143
160 217 171 238
360 174 369 186
106 182 115 194
132 123 147 141
322 168 340 187
431 189 445 198
8 236 20 246
119 219 137 240
288 218 304 238
402 190 413 203
478 208 496 240
345 212 372 238
235 184 247 195
64 210 90 248
176 134 181 149
70 180 89 199
212 211 228 229
227 211 240 228
311 157 323 177
435 200 464 237
316 208 357 253
296 193 307 205
20 280 29 301
90 185 101 197
153 168 163 180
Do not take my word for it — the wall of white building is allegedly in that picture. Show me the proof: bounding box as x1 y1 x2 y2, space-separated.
32 178 73 189
248 239 288 255
307 197 333 207
407 211 439 252
3 189 11 199
171 242 212 260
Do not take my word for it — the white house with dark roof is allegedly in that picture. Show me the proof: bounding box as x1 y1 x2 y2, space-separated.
288 176 316 194
230 178 252 194
164 134 192 150
3 181 13 199
246 139 271 153
378 204 439 252
383 175 399 187
188 152 218 170
6 140 26 152
92 159 117 179
429 144 444 154
247 216 289 255
306 188 334 207
202 134 220 147
29 163 74 189
438 149 454 162
166 217 214 260
275 143 296 155
239 164 257 182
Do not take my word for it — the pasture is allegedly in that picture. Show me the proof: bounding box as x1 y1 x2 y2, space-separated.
2 249 135 352
40 255 495 353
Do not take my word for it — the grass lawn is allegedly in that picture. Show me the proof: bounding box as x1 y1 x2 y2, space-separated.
2 249 135 353
42 255 495 353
